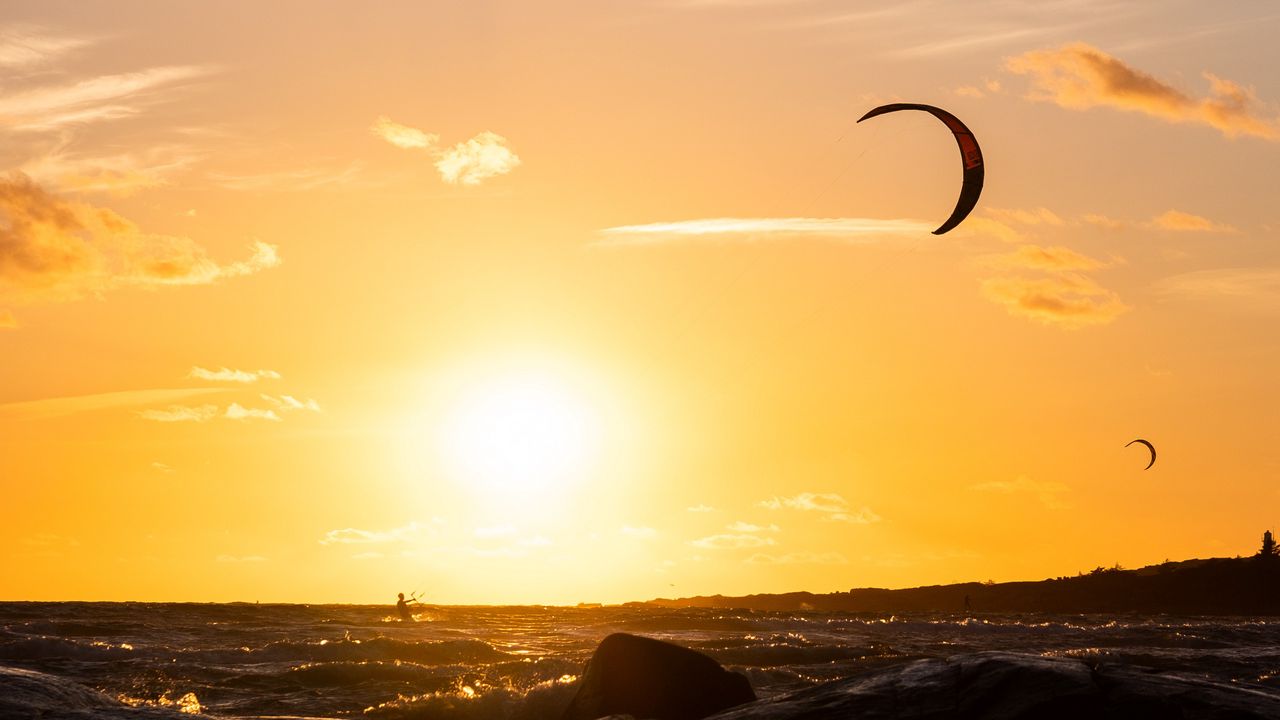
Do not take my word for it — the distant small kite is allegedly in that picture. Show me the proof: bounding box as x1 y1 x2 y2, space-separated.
856 103 984 235
1126 438 1156 470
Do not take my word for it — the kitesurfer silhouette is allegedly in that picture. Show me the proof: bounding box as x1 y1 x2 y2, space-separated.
396 592 419 621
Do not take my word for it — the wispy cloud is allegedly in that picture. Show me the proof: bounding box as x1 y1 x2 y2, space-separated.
19 141 203 196
223 403 280 422
759 493 881 524
827 509 882 524
140 399 313 423
981 244 1114 272
1148 209 1236 232
320 522 426 545
1007 42 1280 141
983 207 1065 227
215 554 268 563
260 394 321 413
971 213 1128 330
958 216 1026 244
208 163 365 192
371 116 439 150
981 273 1128 329
970 475 1071 509
899 27 1053 59
189 367 281 383
134 371 316 424
954 79 1004 99
597 217 932 245
746 551 847 565
0 174 279 317
759 492 847 512
0 26 91 68
690 533 777 549
0 65 214 131
994 205 1237 236
0 388 225 421
1083 213 1126 230
726 521 779 533
1156 268 1280 310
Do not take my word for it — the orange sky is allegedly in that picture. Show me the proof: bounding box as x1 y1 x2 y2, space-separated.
3 1 1280 604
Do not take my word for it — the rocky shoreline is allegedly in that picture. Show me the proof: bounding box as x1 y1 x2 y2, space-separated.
565 633 1280 720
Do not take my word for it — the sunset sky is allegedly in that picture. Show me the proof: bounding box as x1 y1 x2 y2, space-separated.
3 1 1280 605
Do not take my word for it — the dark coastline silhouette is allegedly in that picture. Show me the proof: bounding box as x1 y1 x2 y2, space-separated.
640 531 1280 615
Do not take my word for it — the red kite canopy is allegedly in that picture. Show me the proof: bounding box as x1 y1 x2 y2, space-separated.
857 103 984 235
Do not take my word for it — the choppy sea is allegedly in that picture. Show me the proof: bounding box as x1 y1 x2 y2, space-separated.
2 602 1279 719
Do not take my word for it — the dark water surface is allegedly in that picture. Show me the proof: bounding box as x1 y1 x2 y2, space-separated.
3 602 1279 718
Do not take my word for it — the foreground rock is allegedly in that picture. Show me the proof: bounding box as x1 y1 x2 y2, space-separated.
707 651 1280 720
563 633 756 720
0 664 196 719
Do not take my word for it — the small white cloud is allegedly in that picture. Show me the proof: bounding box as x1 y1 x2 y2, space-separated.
758 492 848 513
224 403 281 422
726 521 780 533
435 131 521 185
189 367 281 383
759 492 881 525
371 116 439 150
260 394 321 413
826 509 882 524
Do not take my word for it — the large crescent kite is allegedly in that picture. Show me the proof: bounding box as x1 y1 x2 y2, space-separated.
857 103 984 235
1126 438 1156 470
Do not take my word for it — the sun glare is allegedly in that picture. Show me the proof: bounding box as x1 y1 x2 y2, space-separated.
439 370 600 496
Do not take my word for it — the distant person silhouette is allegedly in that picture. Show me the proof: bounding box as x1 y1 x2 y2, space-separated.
396 592 419 622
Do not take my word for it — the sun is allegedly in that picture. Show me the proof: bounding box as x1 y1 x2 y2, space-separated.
438 369 601 496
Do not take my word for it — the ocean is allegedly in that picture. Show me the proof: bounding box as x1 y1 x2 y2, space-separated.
2 602 1279 719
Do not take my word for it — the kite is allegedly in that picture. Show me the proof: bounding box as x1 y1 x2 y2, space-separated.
857 103 984 235
1126 438 1156 470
